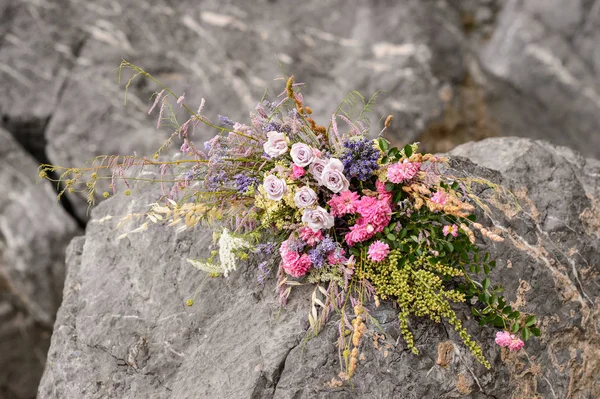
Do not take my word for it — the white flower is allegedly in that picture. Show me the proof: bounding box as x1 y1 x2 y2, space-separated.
294 186 317 208
309 158 328 185
302 206 335 232
263 174 287 201
321 158 350 193
290 143 315 167
187 228 250 277
263 131 288 158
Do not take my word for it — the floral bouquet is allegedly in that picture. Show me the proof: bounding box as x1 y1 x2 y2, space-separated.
40 61 539 379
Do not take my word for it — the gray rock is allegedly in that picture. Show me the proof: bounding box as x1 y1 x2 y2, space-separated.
480 0 600 159
38 138 600 398
2 0 473 219
0 128 79 399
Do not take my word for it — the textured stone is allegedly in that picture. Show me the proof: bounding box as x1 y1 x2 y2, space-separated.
480 0 600 159
39 138 600 398
0 128 79 399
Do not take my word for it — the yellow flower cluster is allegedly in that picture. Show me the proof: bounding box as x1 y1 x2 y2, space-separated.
358 250 490 368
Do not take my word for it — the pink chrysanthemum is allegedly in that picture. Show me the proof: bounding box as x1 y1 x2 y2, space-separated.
299 227 324 246
328 190 360 217
443 224 459 237
431 190 447 205
367 241 390 262
387 160 421 184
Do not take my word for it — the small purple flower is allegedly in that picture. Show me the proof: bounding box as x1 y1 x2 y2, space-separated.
234 174 258 194
219 115 235 127
341 138 381 181
255 242 277 254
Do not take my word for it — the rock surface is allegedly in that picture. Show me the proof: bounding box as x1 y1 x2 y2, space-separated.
39 137 600 399
2 0 600 220
0 128 79 399
480 0 600 159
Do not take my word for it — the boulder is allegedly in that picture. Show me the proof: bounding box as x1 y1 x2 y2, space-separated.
480 0 600 159
0 128 79 399
38 138 600 398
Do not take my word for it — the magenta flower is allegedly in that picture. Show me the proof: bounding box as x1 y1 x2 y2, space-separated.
431 190 447 205
388 160 421 184
443 224 459 237
291 164 306 179
367 241 390 262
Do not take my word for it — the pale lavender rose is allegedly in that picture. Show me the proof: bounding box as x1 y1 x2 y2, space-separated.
263 174 287 201
294 186 318 208
309 158 328 185
263 131 288 158
290 143 315 167
302 206 335 232
321 158 350 193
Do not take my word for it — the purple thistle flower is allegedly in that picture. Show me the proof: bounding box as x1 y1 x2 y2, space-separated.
341 137 381 181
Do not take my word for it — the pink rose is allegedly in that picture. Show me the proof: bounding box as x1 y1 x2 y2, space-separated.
290 143 315 167
309 158 328 185
302 206 335 232
495 331 512 347
294 186 318 208
321 158 350 193
508 338 525 352
263 174 287 201
263 131 288 158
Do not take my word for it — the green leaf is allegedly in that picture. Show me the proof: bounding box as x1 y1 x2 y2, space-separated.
399 229 408 239
525 315 536 327
509 311 520 319
502 306 512 315
511 322 520 333
445 242 454 253
403 144 413 158
482 278 491 290
381 156 389 164
378 138 389 152
393 190 403 203
531 327 541 337
387 233 396 241
385 182 395 191
522 327 531 341
483 264 490 274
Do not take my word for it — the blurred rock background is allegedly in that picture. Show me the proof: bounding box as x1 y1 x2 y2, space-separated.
0 0 599 398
